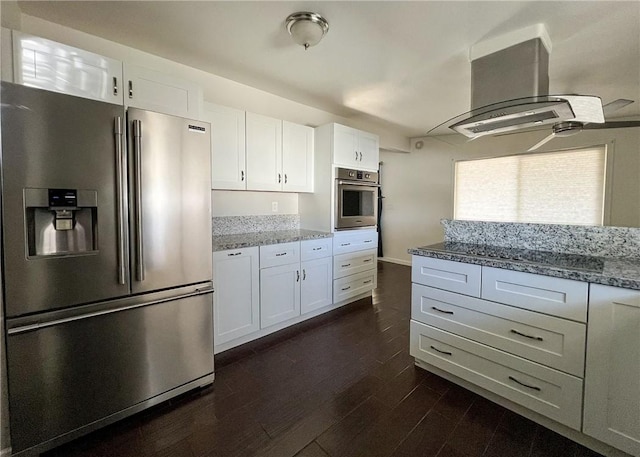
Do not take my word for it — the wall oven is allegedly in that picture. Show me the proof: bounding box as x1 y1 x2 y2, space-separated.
335 167 379 230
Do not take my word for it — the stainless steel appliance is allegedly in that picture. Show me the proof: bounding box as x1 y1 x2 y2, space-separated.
1 82 214 456
335 167 379 230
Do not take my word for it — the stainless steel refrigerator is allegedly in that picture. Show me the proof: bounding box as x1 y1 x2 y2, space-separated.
1 82 214 456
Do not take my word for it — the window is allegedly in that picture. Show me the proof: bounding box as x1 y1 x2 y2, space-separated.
453 146 607 225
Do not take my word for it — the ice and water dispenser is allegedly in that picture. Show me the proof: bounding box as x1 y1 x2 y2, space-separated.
24 188 98 257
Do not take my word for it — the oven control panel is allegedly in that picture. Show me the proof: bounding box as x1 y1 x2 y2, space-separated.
336 168 378 183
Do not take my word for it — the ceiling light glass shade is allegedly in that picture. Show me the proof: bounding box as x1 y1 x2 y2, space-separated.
286 12 329 50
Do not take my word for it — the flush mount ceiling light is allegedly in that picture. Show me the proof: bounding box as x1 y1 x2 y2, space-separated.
286 12 329 50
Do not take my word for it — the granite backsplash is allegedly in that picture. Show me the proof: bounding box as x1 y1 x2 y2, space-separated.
212 214 300 236
441 219 640 259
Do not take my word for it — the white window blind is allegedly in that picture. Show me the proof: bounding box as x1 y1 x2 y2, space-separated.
454 146 607 225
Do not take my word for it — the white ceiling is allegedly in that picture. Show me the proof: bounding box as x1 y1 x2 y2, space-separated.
16 1 640 138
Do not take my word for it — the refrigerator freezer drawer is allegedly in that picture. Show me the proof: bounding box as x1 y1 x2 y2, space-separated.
7 291 214 454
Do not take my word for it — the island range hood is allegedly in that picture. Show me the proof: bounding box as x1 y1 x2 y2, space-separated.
431 25 605 138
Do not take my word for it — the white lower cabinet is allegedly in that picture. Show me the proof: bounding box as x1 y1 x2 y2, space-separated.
332 230 377 303
260 239 334 329
410 321 584 430
410 256 593 439
212 247 259 347
300 257 333 314
260 262 301 328
584 284 640 456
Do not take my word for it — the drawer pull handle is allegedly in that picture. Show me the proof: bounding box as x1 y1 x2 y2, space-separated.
510 329 543 341
303 269 306 280
228 252 242 257
341 263 351 267
363 280 372 284
312 247 322 251
431 306 454 315
341 286 351 291
340 243 351 247
508 376 541 392
430 346 452 356
297 270 300 282
275 253 287 257
363 259 372 263
364 240 372 243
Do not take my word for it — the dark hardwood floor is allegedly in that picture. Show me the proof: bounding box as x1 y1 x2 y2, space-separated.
44 261 603 457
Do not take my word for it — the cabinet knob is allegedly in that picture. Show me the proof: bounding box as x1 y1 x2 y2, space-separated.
359 151 363 161
241 170 245 181
285 174 288 184
278 173 282 184
296 270 300 282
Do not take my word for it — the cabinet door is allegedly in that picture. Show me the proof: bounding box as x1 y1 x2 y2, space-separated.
203 103 246 190
12 31 123 104
584 284 640 456
282 121 314 192
260 263 301 328
301 257 333 314
213 247 259 346
246 112 283 191
333 124 359 167
357 130 380 171
124 64 202 118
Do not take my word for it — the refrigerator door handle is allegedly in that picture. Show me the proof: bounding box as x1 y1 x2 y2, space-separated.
133 119 145 282
7 287 214 335
114 116 127 285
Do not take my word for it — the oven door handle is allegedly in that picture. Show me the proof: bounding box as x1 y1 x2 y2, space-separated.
338 181 380 187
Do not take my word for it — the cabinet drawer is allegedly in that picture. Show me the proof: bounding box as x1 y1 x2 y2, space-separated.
301 238 333 261
412 284 586 376
411 256 481 297
333 230 377 254
260 242 300 269
334 249 376 279
481 267 588 322
410 321 583 430
333 270 376 303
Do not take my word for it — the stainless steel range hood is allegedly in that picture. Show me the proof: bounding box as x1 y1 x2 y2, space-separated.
430 26 605 138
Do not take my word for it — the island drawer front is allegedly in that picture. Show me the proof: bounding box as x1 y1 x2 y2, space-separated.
260 242 300 269
411 256 481 297
412 284 586 377
334 270 376 303
301 238 333 261
333 230 378 255
481 267 588 322
334 249 376 279
410 321 583 430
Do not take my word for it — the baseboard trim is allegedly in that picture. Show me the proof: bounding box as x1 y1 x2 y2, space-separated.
378 257 411 266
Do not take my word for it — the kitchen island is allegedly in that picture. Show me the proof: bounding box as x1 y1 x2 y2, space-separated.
409 237 640 457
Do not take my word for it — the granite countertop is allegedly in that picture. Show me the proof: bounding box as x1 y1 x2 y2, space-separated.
213 229 332 252
408 241 640 290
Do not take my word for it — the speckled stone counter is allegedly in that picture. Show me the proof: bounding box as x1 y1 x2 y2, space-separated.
213 229 332 252
409 241 640 290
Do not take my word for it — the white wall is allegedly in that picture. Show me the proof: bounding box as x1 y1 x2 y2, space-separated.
212 191 297 216
380 127 640 264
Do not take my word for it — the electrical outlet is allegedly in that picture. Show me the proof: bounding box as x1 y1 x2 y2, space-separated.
271 201 278 212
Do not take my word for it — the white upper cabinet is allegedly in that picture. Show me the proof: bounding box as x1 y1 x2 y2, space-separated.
11 31 123 105
246 113 314 193
123 64 202 119
584 284 640 456
332 123 379 171
203 103 246 190
8 31 203 119
246 112 283 191
282 121 314 192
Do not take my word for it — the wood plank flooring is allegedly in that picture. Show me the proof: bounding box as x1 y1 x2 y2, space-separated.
44 261 603 457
